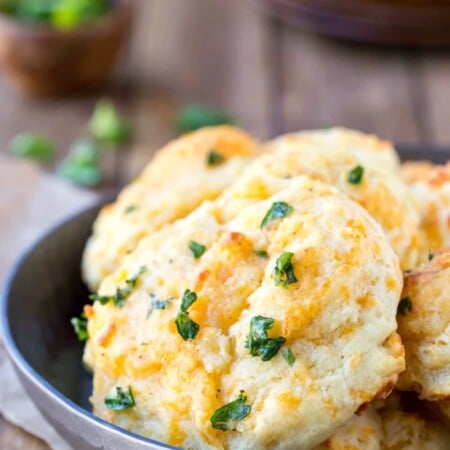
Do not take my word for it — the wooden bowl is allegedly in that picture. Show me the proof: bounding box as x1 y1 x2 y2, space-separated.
0 0 132 97
259 0 450 47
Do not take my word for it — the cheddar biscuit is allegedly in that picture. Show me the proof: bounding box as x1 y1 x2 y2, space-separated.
85 174 404 450
397 250 450 401
82 126 259 291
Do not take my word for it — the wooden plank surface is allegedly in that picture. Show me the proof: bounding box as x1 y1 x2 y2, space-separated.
1 0 450 448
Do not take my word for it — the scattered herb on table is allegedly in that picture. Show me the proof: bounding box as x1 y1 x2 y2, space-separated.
260 201 293 229
189 240 206 258
175 289 200 340
70 312 88 341
57 138 103 187
10 132 54 162
90 99 131 146
210 392 251 431
272 252 297 287
176 104 235 133
104 386 135 411
347 165 364 184
246 315 286 361
90 266 146 307
397 297 412 316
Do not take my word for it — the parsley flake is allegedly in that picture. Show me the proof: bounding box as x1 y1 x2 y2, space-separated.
147 294 172 318
189 240 206 258
210 393 251 431
347 165 364 184
272 252 297 287
104 386 135 411
254 249 268 258
90 266 146 307
397 297 412 316
428 250 434 261
124 205 137 214
70 312 88 341
207 150 226 166
175 289 200 340
246 315 286 361
281 347 295 366
260 201 293 229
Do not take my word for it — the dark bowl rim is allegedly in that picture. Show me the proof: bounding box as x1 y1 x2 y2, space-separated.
0 198 177 450
0 0 132 38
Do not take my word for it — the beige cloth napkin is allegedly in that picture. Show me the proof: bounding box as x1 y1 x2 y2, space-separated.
0 155 98 450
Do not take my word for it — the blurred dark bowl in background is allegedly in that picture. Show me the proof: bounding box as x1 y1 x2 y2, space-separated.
0 0 132 97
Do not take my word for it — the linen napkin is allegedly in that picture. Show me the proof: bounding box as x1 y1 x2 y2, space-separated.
0 155 98 450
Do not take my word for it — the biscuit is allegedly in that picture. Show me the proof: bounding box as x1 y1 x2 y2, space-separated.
85 174 404 449
261 128 423 270
81 126 259 291
401 161 450 256
397 250 450 400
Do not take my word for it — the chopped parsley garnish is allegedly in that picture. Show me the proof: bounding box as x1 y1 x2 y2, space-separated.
90 266 146 307
347 165 364 184
124 205 137 214
428 250 434 261
254 249 268 258
397 297 412 316
210 392 252 431
245 315 286 361
260 201 293 229
10 132 54 162
189 240 206 258
281 347 295 366
207 150 226 166
104 386 135 411
147 294 172 317
70 312 88 341
175 289 200 340
272 252 297 287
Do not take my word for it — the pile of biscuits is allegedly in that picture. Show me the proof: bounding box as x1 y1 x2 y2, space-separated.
80 126 449 449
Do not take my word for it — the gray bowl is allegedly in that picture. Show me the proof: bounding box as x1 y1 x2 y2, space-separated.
1 202 176 450
1 144 448 450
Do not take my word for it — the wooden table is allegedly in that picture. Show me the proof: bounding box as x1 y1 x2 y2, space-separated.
1 0 449 447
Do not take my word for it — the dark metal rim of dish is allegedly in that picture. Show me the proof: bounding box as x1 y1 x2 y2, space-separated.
0 200 177 450
0 144 448 448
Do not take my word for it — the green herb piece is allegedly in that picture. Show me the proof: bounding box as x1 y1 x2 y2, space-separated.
175 312 200 341
70 312 88 341
174 289 199 340
189 240 206 259
428 250 434 261
210 393 251 431
207 150 226 166
180 289 197 312
347 165 364 184
281 347 295 366
397 297 412 316
57 139 102 187
104 386 135 411
90 99 131 146
124 205 137 214
245 315 286 361
176 104 235 133
147 294 172 318
272 252 297 287
254 249 268 258
10 132 54 162
260 202 293 229
90 266 146 307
